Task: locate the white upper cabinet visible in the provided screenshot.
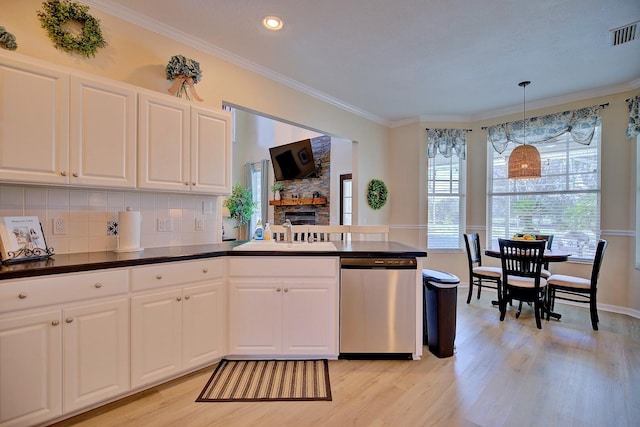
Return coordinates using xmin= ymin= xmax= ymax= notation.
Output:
xmin=138 ymin=92 xmax=232 ymax=195
xmin=138 ymin=92 xmax=191 ymax=192
xmin=0 ymin=54 xmax=69 ymax=185
xmin=69 ymin=75 xmax=137 ymax=188
xmin=190 ymin=106 xmax=232 ymax=194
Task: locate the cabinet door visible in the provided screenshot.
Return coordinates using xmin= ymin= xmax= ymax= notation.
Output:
xmin=182 ymin=282 xmax=225 ymax=369
xmin=0 ymin=310 xmax=62 ymax=427
xmin=69 ymin=76 xmax=137 ymax=188
xmin=190 ymin=106 xmax=232 ymax=194
xmin=131 ymin=289 xmax=182 ymax=388
xmin=0 ymin=56 xmax=69 ymax=185
xmin=228 ymin=280 xmax=282 ymax=355
xmin=282 ymin=279 xmax=338 ymax=355
xmin=138 ymin=93 xmax=190 ymax=191
xmin=63 ymin=298 xmax=129 ymax=413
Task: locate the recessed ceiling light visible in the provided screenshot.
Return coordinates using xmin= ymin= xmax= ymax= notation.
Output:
xmin=263 ymin=16 xmax=283 ymax=31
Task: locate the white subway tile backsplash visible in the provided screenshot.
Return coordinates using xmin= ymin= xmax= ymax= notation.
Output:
xmin=0 ymin=185 xmax=222 ymax=255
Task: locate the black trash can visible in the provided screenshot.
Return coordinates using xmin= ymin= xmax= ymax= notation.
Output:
xmin=422 ymin=269 xmax=460 ymax=358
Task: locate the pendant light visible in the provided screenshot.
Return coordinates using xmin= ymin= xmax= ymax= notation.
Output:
xmin=508 ymin=81 xmax=541 ymax=179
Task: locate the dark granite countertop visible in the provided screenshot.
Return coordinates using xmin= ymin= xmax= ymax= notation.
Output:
xmin=0 ymin=241 xmax=427 ymax=280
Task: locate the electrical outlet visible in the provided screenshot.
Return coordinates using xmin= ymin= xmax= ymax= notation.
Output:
xmin=52 ymin=217 xmax=67 ymax=235
xmin=157 ymin=218 xmax=174 ymax=232
xmin=195 ymin=218 xmax=205 ymax=231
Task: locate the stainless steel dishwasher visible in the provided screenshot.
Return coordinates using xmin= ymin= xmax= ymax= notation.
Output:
xmin=339 ymin=257 xmax=417 ymax=359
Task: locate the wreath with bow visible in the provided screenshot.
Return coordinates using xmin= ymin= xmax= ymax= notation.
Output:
xmin=37 ymin=0 xmax=107 ymax=58
xmin=166 ymin=55 xmax=204 ymax=101
xmin=367 ymin=179 xmax=389 ymax=210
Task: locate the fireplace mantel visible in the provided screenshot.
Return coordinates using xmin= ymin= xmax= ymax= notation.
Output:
xmin=269 ymin=197 xmax=327 ymax=206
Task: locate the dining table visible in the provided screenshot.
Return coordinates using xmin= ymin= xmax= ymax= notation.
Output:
xmin=484 ymin=242 xmax=572 ymax=319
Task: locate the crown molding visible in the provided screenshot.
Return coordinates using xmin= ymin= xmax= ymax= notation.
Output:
xmin=82 ymin=1 xmax=390 ymax=127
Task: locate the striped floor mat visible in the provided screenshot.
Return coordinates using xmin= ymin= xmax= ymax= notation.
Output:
xmin=196 ymin=359 xmax=332 ymax=402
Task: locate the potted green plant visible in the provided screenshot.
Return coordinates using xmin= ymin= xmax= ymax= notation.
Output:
xmin=270 ymin=182 xmax=284 ymax=201
xmin=223 ymin=184 xmax=257 ymax=239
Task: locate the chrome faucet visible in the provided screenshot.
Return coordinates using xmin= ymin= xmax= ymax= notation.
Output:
xmin=283 ymin=219 xmax=293 ymax=243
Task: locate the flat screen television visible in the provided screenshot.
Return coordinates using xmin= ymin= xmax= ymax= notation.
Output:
xmin=269 ymin=139 xmax=317 ymax=181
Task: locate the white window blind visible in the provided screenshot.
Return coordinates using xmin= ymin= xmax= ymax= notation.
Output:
xmin=427 ymin=154 xmax=466 ymax=250
xmin=488 ymin=123 xmax=601 ymax=261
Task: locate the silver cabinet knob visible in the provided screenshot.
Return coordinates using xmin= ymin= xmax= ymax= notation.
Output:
xmin=276 ymin=288 xmax=282 ymax=292
xmin=18 ymin=292 xmax=27 ymax=299
xmin=51 ymin=320 xmax=59 ymax=326
xmin=60 ymin=171 xmax=67 ymax=176
xmin=192 ymin=182 xmax=196 ymax=186
xmin=176 ymin=296 xmax=182 ymax=301
xmin=185 ymin=295 xmax=190 ymax=300
xmin=72 ymin=172 xmax=78 ymax=177
xmin=65 ymin=317 xmax=74 ymax=323
xmin=94 ymin=282 xmax=102 ymax=288
xmin=284 ymin=288 xmax=289 ymax=292
xmin=185 ymin=182 xmax=189 ymax=186
xmin=202 ymin=268 xmax=208 ymax=273
xmin=156 ymin=275 xmax=162 ymax=280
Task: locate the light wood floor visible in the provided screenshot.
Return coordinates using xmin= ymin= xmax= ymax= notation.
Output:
xmin=52 ymin=291 xmax=640 ymax=427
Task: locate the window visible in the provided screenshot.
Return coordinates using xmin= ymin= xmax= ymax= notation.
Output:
xmin=340 ymin=174 xmax=352 ymax=225
xmin=488 ymin=123 xmax=601 ymax=261
xmin=427 ymin=154 xmax=466 ymax=250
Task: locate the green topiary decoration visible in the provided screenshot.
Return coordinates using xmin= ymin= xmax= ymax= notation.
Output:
xmin=37 ymin=0 xmax=107 ymax=58
xmin=367 ymin=179 xmax=389 ymax=210
xmin=224 ymin=184 xmax=257 ymax=228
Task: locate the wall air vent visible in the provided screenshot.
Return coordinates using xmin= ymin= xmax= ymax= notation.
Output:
xmin=611 ymin=20 xmax=639 ymax=46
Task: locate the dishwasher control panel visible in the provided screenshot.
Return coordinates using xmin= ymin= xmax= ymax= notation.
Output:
xmin=340 ymin=257 xmax=417 ymax=269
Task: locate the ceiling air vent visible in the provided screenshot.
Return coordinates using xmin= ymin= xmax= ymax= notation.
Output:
xmin=611 ymin=20 xmax=639 ymax=46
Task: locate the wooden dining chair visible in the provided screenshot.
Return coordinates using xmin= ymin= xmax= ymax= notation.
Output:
xmin=498 ymin=238 xmax=547 ymax=329
xmin=463 ymin=233 xmax=501 ymax=304
xmin=514 ymin=233 xmax=554 ymax=278
xmin=546 ymin=239 xmax=608 ymax=330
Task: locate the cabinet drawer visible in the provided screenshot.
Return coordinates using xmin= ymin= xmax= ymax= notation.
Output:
xmin=0 ymin=269 xmax=129 ymax=314
xmin=229 ymin=257 xmax=338 ymax=277
xmin=131 ymin=258 xmax=224 ymax=292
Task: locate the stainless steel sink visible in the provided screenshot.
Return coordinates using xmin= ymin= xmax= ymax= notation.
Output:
xmin=232 ymin=241 xmax=337 ymax=251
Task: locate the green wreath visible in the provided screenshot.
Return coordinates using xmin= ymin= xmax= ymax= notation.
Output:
xmin=37 ymin=0 xmax=107 ymax=58
xmin=0 ymin=26 xmax=18 ymax=50
xmin=367 ymin=179 xmax=389 ymax=210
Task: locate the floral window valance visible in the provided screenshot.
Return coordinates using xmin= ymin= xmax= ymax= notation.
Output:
xmin=427 ymin=128 xmax=467 ymax=159
xmin=627 ymin=95 xmax=640 ymax=139
xmin=487 ymin=105 xmax=602 ymax=154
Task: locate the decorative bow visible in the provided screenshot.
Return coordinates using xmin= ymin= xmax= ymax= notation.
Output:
xmin=167 ymin=75 xmax=204 ymax=102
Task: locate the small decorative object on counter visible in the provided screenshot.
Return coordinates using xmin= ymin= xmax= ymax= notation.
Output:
xmin=366 ymin=179 xmax=389 ymax=210
xmin=166 ymin=54 xmax=204 ymax=101
xmin=263 ymin=222 xmax=272 ymax=240
xmin=37 ymin=0 xmax=107 ymax=58
xmin=0 ymin=216 xmax=54 ymax=263
xmin=0 ymin=26 xmax=17 ymax=50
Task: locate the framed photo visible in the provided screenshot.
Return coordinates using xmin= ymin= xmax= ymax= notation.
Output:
xmin=0 ymin=216 xmax=52 ymax=263
xmin=297 ymin=147 xmax=311 ymax=165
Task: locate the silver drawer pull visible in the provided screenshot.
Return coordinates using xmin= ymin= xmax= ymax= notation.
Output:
xmin=185 ymin=295 xmax=190 ymax=300
xmin=284 ymin=288 xmax=289 ymax=292
xmin=60 ymin=171 xmax=67 ymax=176
xmin=276 ymin=288 xmax=281 ymax=292
xmin=156 ymin=275 xmax=163 ymax=280
xmin=94 ymin=282 xmax=102 ymax=288
xmin=72 ymin=172 xmax=78 ymax=177
xmin=176 ymin=296 xmax=182 ymax=301
xmin=202 ymin=268 xmax=208 ymax=273
xmin=65 ymin=317 xmax=74 ymax=323
xmin=51 ymin=320 xmax=59 ymax=326
xmin=18 ymin=292 xmax=27 ymax=299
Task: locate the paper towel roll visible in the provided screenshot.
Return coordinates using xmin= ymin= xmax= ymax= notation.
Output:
xmin=116 ymin=208 xmax=142 ymax=252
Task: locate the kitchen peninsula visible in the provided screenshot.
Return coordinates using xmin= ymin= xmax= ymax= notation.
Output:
xmin=0 ymin=241 xmax=426 ymax=427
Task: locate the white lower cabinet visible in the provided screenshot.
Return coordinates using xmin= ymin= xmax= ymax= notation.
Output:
xmin=228 ymin=257 xmax=339 ymax=357
xmin=0 ymin=310 xmax=62 ymax=427
xmin=63 ymin=298 xmax=129 ymax=413
xmin=0 ymin=298 xmax=128 ymax=427
xmin=130 ymin=259 xmax=225 ymax=388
